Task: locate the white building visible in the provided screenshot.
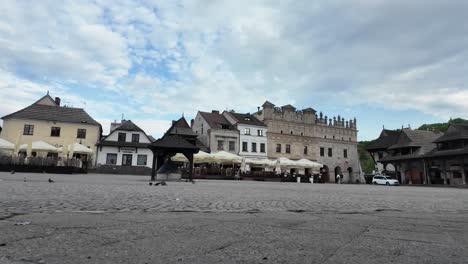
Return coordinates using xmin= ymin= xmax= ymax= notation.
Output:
xmin=96 ymin=120 xmax=154 ymax=168
xmin=223 ymin=111 xmax=267 ymax=159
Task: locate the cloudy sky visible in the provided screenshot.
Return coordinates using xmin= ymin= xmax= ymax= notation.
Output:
xmin=1 ymin=0 xmax=467 ymax=140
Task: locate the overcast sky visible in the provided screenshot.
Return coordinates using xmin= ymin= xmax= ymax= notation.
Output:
xmin=1 ymin=0 xmax=467 ymax=140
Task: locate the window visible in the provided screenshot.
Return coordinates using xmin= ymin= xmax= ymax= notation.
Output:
xmin=333 ymin=135 xmax=335 ymax=139
xmin=304 ymin=146 xmax=308 ymax=155
xmin=260 ymin=143 xmax=265 ymax=153
xmin=50 ymin=127 xmax=61 ymax=137
xmin=244 ymin=117 xmax=251 ymax=121
xmin=221 ymin=124 xmax=230 ymax=129
xmin=290 ymin=131 xmax=293 ymax=135
xmin=276 ymin=144 xmax=281 ymax=153
xmin=122 ymin=154 xmax=132 ymax=166
xmin=252 ymin=142 xmax=257 ymax=152
xmin=229 ymin=141 xmax=235 ymax=151
xmin=132 ymin=134 xmax=140 ymax=143
xmin=217 ymin=140 xmax=224 ymax=150
xmin=301 ymin=132 xmax=303 ymax=136
xmin=118 ymin=133 xmax=126 ymax=142
xmin=328 ymin=148 xmax=332 ymax=157
xmin=106 ymin=153 xmax=117 ymax=165
xmin=244 ymin=128 xmax=251 ymax=135
xmin=201 ymin=128 xmax=203 ymax=134
xmin=344 ymin=149 xmax=348 ymax=158
xmin=137 ymin=155 xmax=147 ymax=166
xmin=320 ymin=147 xmax=325 ymax=157
xmin=257 ymin=130 xmax=263 ymax=136
xmin=324 ymin=135 xmax=327 ymax=139
xmin=286 ymin=144 xmax=291 ymax=154
xmin=23 ymin=124 xmax=34 ymax=135
xmin=77 ymin=129 xmax=86 ymax=139
xmin=242 ymin=142 xmax=248 ymax=152
xmin=280 ymin=130 xmax=283 ymax=134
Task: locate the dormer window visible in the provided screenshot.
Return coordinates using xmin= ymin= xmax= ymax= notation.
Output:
xmin=222 ymin=124 xmax=230 ymax=129
xmin=244 ymin=117 xmax=251 ymax=121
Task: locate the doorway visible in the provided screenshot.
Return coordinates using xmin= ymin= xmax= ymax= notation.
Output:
xmin=122 ymin=154 xmax=133 ymax=166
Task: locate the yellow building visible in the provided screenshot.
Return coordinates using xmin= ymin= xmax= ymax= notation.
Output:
xmin=1 ymin=94 xmax=101 ymax=164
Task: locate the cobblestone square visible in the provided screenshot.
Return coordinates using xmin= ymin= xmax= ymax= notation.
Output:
xmin=1 ymin=172 xmax=468 ymax=263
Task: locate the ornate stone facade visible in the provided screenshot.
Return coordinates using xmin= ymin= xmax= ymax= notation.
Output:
xmin=254 ymin=101 xmax=360 ymax=183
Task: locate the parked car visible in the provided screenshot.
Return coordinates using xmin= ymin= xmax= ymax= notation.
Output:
xmin=372 ymin=175 xmax=399 ymax=186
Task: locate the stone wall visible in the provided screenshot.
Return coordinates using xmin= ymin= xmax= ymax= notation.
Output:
xmin=254 ymin=101 xmax=360 ymax=183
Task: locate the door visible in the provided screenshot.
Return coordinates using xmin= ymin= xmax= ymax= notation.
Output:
xmin=122 ymin=154 xmax=133 ymax=166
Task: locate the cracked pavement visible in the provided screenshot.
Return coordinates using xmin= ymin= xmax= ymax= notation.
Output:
xmin=0 ymin=172 xmax=467 ymax=263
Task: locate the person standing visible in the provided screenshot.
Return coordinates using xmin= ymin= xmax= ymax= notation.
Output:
xmin=336 ymin=173 xmax=341 ymax=184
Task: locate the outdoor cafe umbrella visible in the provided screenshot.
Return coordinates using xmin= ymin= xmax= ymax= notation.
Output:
xmin=296 ymin=159 xmax=323 ymax=173
xmin=245 ymin=158 xmax=277 ymax=167
xmin=0 ymin=138 xmax=15 ymax=150
xmin=19 ymin=141 xmax=59 ymax=152
xmin=193 ymin=151 xmax=214 ymax=163
xmin=210 ymin=151 xmax=242 ymax=163
xmin=171 ymin=153 xmax=189 ymax=162
xmin=67 ymin=143 xmax=93 ymax=154
xmin=277 ymin=157 xmax=298 ymax=167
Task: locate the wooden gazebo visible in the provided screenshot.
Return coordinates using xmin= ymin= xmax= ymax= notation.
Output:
xmin=148 ymin=117 xmax=200 ymax=181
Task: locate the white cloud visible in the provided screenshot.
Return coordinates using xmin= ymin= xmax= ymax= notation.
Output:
xmin=1 ymin=0 xmax=468 ymax=137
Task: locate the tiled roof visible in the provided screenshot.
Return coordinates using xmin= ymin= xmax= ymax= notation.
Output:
xmin=434 ymin=124 xmax=468 ymax=143
xmin=2 ymin=104 xmax=100 ymax=126
xmin=114 ymin=120 xmax=144 ymax=132
xmin=366 ymin=129 xmax=401 ymax=150
xmin=199 ymin=111 xmax=235 ymax=130
xmin=226 ymin=112 xmax=266 ymax=127
xmin=148 ymin=135 xmax=157 ymax=142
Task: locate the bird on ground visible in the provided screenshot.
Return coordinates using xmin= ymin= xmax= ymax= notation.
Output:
xmin=23 ymin=178 xmax=27 ymax=182
xmin=161 ymin=181 xmax=167 ymax=186
xmin=149 ymin=182 xmax=153 ymax=186
xmin=10 ymin=170 xmax=15 ymax=174
xmin=154 ymin=182 xmax=161 ymax=186
xmin=48 ymin=178 xmax=54 ymax=183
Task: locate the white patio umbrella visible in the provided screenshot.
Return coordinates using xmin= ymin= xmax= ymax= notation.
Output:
xmin=171 ymin=153 xmax=189 ymax=162
xmin=68 ymin=143 xmax=93 ymax=154
xmin=19 ymin=141 xmax=59 ymax=152
xmin=277 ymin=157 xmax=298 ymax=167
xmin=296 ymin=159 xmax=323 ymax=173
xmin=211 ymin=151 xmax=242 ymax=163
xmin=245 ymin=158 xmax=277 ymax=167
xmin=0 ymin=138 xmax=15 ymax=150
xmin=194 ymin=151 xmax=214 ymax=163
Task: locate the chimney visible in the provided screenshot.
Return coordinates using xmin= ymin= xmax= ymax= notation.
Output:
xmin=55 ymin=97 xmax=61 ymax=106
xmin=212 ymin=110 xmax=220 ymax=114
xmin=190 ymin=119 xmax=194 ymax=128
xmin=110 ymin=120 xmax=121 ymax=133
xmin=257 ymin=106 xmax=260 ymax=111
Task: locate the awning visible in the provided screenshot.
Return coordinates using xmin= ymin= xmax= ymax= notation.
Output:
xmin=19 ymin=141 xmax=59 ymax=152
xmin=0 ymin=138 xmax=15 ymax=150
xmin=171 ymin=151 xmax=214 ymax=163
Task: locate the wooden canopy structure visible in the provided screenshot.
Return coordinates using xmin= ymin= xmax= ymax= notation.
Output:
xmin=148 ymin=117 xmax=200 ymax=181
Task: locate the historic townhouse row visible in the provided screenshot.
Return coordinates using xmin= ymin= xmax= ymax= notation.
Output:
xmin=191 ymin=101 xmax=360 ymax=183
